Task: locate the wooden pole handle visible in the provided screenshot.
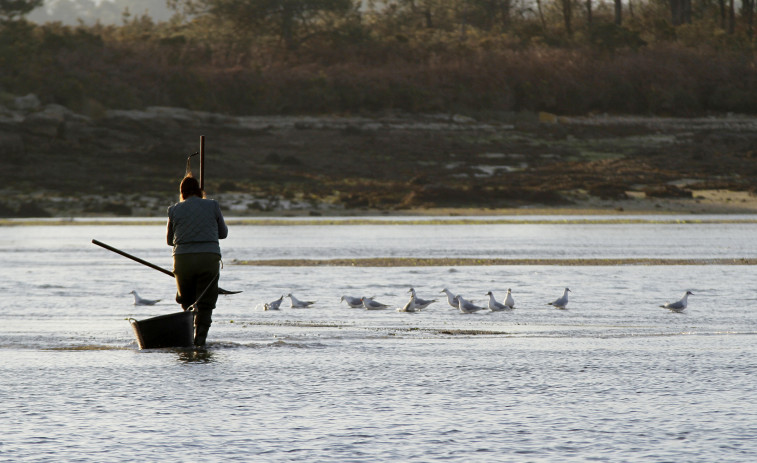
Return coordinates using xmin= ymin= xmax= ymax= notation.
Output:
xmin=92 ymin=239 xmax=174 ymax=277
xmin=199 ymin=135 xmax=205 ymax=190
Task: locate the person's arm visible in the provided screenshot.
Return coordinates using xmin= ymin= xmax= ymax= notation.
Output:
xmin=166 ymin=207 xmax=174 ymax=246
xmin=216 ymin=201 xmax=228 ymax=239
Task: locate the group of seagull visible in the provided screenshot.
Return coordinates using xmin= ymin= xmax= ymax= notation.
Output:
xmin=132 ymin=287 xmax=694 ymax=314
xmin=438 ymin=288 xmax=517 ymax=313
xmin=264 ymin=293 xmax=316 ymax=310
xmin=262 ymin=287 xmax=560 ymax=313
xmin=260 ymin=288 xmax=519 ymax=313
xmin=265 ymin=287 xmax=693 ymax=313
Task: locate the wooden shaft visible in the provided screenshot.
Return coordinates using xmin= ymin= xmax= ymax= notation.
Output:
xmin=199 ymin=135 xmax=205 ymax=190
xmin=92 ymin=239 xmax=174 ymax=277
xmin=92 ymin=239 xmax=242 ymax=295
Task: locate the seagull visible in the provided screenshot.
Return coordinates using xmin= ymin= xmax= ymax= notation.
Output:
xmin=661 ymin=291 xmax=693 ymax=313
xmin=340 ymin=295 xmax=364 ymax=308
xmin=264 ymin=296 xmax=284 ymax=311
xmin=548 ymin=288 xmax=571 ymax=309
xmin=441 ymin=288 xmax=459 ymax=308
xmin=504 ymin=288 xmax=515 ymax=309
xmin=408 ymin=288 xmax=437 ymax=310
xmin=130 ymin=290 xmax=160 ymax=306
xmin=287 ymin=293 xmax=315 ymax=308
xmin=398 ymin=289 xmax=433 ymax=313
xmin=485 ymin=291 xmax=509 ymax=311
xmin=362 ymin=297 xmax=390 ymax=310
xmin=457 ymin=295 xmax=486 ymax=314
xmin=398 ymin=295 xmax=420 ymax=313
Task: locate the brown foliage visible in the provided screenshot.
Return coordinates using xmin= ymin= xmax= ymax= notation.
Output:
xmin=1 ymin=19 xmax=757 ymax=116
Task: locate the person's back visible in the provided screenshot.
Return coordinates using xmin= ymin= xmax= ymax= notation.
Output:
xmin=167 ymin=196 xmax=227 ymax=256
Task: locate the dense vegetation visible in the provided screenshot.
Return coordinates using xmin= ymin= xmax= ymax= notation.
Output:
xmin=1 ymin=0 xmax=757 ymax=117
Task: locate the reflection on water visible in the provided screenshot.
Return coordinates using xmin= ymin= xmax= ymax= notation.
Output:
xmin=175 ymin=348 xmax=217 ymax=364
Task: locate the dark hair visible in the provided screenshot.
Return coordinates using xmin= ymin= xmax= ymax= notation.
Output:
xmin=180 ymin=175 xmax=205 ymax=200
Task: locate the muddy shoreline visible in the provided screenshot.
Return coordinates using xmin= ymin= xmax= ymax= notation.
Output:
xmin=233 ymin=257 xmax=757 ymax=267
xmin=3 ymin=105 xmax=757 ymax=217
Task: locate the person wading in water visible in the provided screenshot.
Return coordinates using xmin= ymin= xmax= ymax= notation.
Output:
xmin=166 ymin=175 xmax=228 ymax=346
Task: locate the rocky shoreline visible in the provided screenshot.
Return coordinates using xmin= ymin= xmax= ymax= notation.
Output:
xmin=3 ymin=93 xmax=757 ymax=218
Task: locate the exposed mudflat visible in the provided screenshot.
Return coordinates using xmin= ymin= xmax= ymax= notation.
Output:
xmin=233 ymin=257 xmax=757 ymax=267
xmin=2 ymin=108 xmax=757 ymax=217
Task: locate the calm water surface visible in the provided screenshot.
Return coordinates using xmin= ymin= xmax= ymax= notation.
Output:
xmin=2 ymin=217 xmax=757 ymax=461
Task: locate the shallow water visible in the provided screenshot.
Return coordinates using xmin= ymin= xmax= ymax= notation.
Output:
xmin=2 ymin=218 xmax=757 ymax=461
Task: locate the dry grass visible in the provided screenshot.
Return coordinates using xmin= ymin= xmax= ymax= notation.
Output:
xmin=3 ymin=20 xmax=756 ymax=116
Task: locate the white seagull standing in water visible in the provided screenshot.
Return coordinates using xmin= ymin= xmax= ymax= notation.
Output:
xmin=398 ymin=289 xmax=435 ymax=312
xmin=485 ymin=291 xmax=509 ymax=311
xmin=504 ymin=288 xmax=515 ymax=309
xmin=408 ymin=288 xmax=437 ymax=310
xmin=130 ymin=290 xmax=160 ymax=306
xmin=457 ymin=295 xmax=487 ymax=314
xmin=362 ymin=297 xmax=390 ymax=310
xmin=661 ymin=291 xmax=693 ymax=313
xmin=398 ymin=295 xmax=420 ymax=313
xmin=264 ymin=296 xmax=284 ymax=311
xmin=548 ymin=288 xmax=571 ymax=309
xmin=441 ymin=288 xmax=460 ymax=308
xmin=340 ymin=295 xmax=364 ymax=308
xmin=287 ymin=293 xmax=315 ymax=308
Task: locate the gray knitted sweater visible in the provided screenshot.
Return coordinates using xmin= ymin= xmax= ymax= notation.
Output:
xmin=166 ymin=197 xmax=228 ymax=256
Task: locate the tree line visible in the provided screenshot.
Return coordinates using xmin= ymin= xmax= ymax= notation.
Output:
xmin=162 ymin=0 xmax=755 ymax=49
xmin=0 ymin=0 xmax=755 ymax=116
